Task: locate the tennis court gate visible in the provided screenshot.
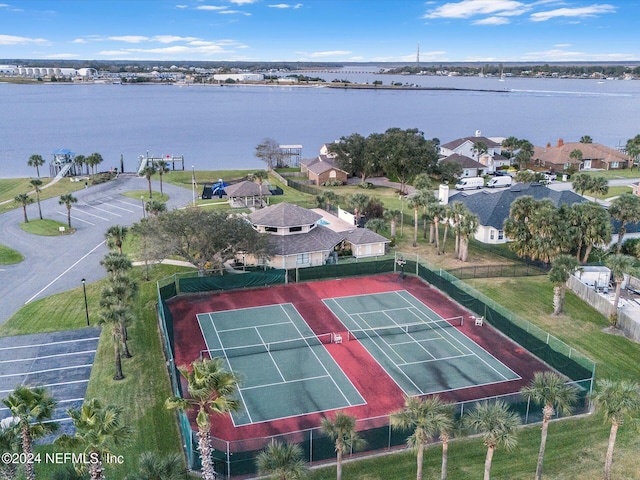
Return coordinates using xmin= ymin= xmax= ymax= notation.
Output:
xmin=157 ymin=254 xmax=595 ymax=478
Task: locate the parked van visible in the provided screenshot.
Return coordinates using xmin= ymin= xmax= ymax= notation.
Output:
xmin=486 ymin=176 xmax=513 ymax=188
xmin=454 ymin=177 xmax=484 ymax=190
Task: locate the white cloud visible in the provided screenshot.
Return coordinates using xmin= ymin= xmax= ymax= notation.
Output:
xmin=554 ymin=43 xmax=572 ymax=48
xmin=196 ymin=5 xmax=228 ymax=10
xmin=0 ymin=34 xmax=48 ymax=45
xmin=175 ymin=4 xmax=188 ymax=8
xmin=309 ymin=50 xmax=352 ymax=58
xmin=72 ymin=38 xmax=87 ymax=44
xmin=424 ymin=0 xmax=529 ymax=19
xmin=229 ymin=0 xmax=258 ymax=4
xmin=99 ymin=50 xmax=133 ymax=56
xmin=153 ymin=35 xmax=199 ymax=43
xmin=44 ymin=53 xmax=80 ymax=59
xmin=530 ymin=4 xmax=616 ymax=22
xmin=269 ymin=3 xmax=302 ymax=8
xmin=520 ymin=47 xmax=635 ymax=61
xmin=218 ymin=9 xmax=251 ymax=15
xmin=108 ymin=35 xmax=150 ymax=43
xmin=473 ymin=16 xmax=511 ymax=25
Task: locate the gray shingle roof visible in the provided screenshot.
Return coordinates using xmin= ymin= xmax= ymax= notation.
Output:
xmin=442 ymin=136 xmax=501 ymax=150
xmin=249 ymin=202 xmax=322 ymax=228
xmin=440 ymin=153 xmax=485 ymax=169
xmin=268 ymin=225 xmax=346 ymax=255
xmin=224 ymin=180 xmax=271 ymax=198
xmin=447 ymin=183 xmax=586 ymax=228
xmin=346 ymin=228 xmax=390 ymax=245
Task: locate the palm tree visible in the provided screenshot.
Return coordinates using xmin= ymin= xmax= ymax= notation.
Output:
xmin=365 ymin=217 xmax=385 ymax=233
xmin=27 ymin=154 xmax=45 ymax=178
xmin=124 ymin=451 xmax=184 ymax=480
xmin=86 ymin=152 xmax=104 ymax=176
xmin=587 ymin=176 xmax=608 ymax=201
xmin=569 ymin=148 xmax=583 ymax=169
xmin=609 ymin=193 xmax=640 ymax=252
xmin=589 ymin=379 xmax=640 ymax=480
xmin=625 ymin=135 xmax=640 ymax=171
xmin=29 ymin=178 xmax=43 ymax=220
xmin=56 ymin=398 xmax=132 ymax=480
xmin=571 ymin=173 xmax=593 ymax=197
xmin=457 ymin=209 xmax=479 ymax=262
xmin=515 ymin=139 xmax=534 ymax=170
xmin=74 ymin=154 xmax=86 ymax=175
xmin=320 ymin=411 xmax=365 ymax=480
xmin=407 ymin=195 xmax=424 ymax=248
xmin=391 ymin=395 xmax=450 ymax=480
xmin=384 ymin=208 xmax=402 ymax=238
xmin=256 ymin=441 xmax=307 ymax=480
xmin=520 ymin=372 xmax=578 ymax=480
xmin=105 ymin=225 xmax=129 ymax=254
xmin=166 ymin=358 xmax=241 ymax=480
xmin=141 ymin=164 xmax=157 ymax=198
xmin=463 ymin=400 xmax=520 ymax=480
xmin=439 ymin=205 xmax=453 ymax=255
xmin=145 ymin=199 xmax=167 ymax=217
xmin=605 ymin=254 xmax=637 ymax=326
xmin=501 ymin=136 xmax=519 ymax=160
xmin=14 ymin=193 xmax=33 ymax=223
xmin=156 ymin=159 xmax=170 ymax=194
xmin=580 ymin=135 xmax=593 ymax=143
xmin=100 ymin=272 xmax=138 ymax=358
xmin=100 ymin=251 xmax=133 ymax=277
xmin=59 ymin=193 xmax=78 ymax=228
xmin=98 ymin=302 xmax=128 ymax=379
xmin=0 ymin=419 xmax=20 ymax=480
xmin=347 ymin=193 xmax=369 ymax=227
xmin=3 ymin=385 xmax=58 ymax=480
xmin=252 ymin=169 xmax=269 ymax=206
xmin=549 ymin=255 xmax=579 ymax=315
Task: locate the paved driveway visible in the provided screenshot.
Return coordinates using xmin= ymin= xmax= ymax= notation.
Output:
xmin=0 ymin=175 xmax=193 ymax=325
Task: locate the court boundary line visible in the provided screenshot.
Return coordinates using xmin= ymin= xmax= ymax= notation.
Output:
xmin=0 ymin=364 xmax=93 ymax=379
xmin=0 ymin=336 xmax=101 ymax=351
xmin=0 ymin=349 xmax=97 ymax=364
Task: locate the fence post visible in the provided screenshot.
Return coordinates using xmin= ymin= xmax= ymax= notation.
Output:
xmin=309 ymin=428 xmax=313 ymax=462
xmin=226 ymin=441 xmax=231 ymax=479
xmin=525 ymin=397 xmax=531 ymax=424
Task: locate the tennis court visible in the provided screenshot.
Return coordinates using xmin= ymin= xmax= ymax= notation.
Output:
xmin=197 ymin=303 xmax=364 ymax=427
xmin=324 ymin=290 xmax=520 ymax=396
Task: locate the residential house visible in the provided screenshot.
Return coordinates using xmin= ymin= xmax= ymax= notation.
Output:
xmin=439 ymin=131 xmax=510 ymax=174
xmin=245 ymin=203 xmax=389 ymax=269
xmin=444 ymin=183 xmax=586 ymax=244
xmin=439 ymin=153 xmax=486 ymax=178
xmin=533 ymin=139 xmax=629 ymax=171
xmin=300 ymin=144 xmax=348 ymax=185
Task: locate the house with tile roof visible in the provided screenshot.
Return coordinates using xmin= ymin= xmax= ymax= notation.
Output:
xmin=245 ymin=203 xmax=389 ymax=269
xmin=299 ymin=143 xmax=348 ymax=185
xmin=224 ymin=180 xmax=272 ymax=208
xmin=533 ymin=139 xmax=629 ymax=171
xmin=444 ymin=183 xmax=586 ymax=244
xmin=439 ymin=131 xmax=510 ymax=175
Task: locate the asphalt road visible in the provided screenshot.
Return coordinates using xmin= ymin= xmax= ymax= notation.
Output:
xmin=0 ymin=175 xmax=194 ymax=325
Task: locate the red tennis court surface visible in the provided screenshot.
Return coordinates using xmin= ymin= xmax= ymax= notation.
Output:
xmin=168 ymin=273 xmax=552 ymax=442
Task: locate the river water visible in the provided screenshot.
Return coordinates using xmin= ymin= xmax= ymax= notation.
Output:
xmin=1 ymin=71 xmax=639 ymax=178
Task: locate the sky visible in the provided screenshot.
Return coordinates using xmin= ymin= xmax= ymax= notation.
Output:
xmin=0 ymin=0 xmax=638 ymax=63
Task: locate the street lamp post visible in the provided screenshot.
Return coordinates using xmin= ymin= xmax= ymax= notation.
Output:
xmin=141 ymin=195 xmax=146 ymax=219
xmin=81 ymin=278 xmax=89 ymax=326
xmin=191 ymin=165 xmax=196 ymax=206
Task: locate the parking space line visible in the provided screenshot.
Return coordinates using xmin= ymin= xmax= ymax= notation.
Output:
xmin=56 ymin=211 xmax=95 ymax=225
xmin=73 ymin=208 xmax=110 ymax=221
xmin=25 ymin=241 xmax=105 ymax=304
xmin=82 ymin=204 xmax=123 ymax=217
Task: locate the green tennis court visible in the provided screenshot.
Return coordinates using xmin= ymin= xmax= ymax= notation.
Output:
xmin=324 ymin=291 xmax=520 ymax=396
xmin=197 ymin=304 xmax=364 ymax=426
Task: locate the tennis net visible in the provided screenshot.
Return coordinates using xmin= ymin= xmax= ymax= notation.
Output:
xmin=347 ymin=317 xmax=463 ymax=342
xmin=200 ymin=333 xmax=334 ymax=359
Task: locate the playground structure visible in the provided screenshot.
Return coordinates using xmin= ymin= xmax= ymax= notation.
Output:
xmin=201 ymin=179 xmax=228 ymax=199
xmin=137 ymin=152 xmax=185 ymax=175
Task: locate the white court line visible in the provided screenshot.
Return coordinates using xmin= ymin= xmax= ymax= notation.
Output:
xmin=82 ymin=204 xmax=122 ymax=217
xmin=0 ymin=363 xmax=93 ymax=379
xmin=0 ymin=349 xmax=97 ymax=364
xmin=0 ymin=337 xmax=100 ymax=351
xmin=255 ymin=328 xmax=286 ymax=382
xmin=73 ymin=208 xmax=110 ymax=221
xmin=56 ymin=211 xmax=95 ymax=225
xmin=25 ymin=241 xmax=105 ymax=304
xmin=241 ymin=374 xmax=331 ymax=392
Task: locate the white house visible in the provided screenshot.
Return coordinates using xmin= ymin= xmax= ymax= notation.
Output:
xmin=440 ymin=131 xmax=510 ymax=174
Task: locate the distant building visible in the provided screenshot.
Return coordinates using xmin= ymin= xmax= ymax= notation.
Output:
xmin=15 ymin=66 xmax=97 ymax=78
xmin=300 ymin=143 xmax=348 ymax=185
xmin=213 ymin=73 xmax=264 ymax=82
xmin=533 ymin=139 xmax=629 ymax=171
xmin=439 ymin=131 xmax=510 ymax=174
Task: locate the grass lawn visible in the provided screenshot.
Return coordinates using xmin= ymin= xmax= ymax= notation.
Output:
xmin=0 ymin=244 xmax=23 ymax=264
xmin=0 ymin=263 xmax=197 ymax=479
xmin=0 ymin=177 xmax=85 ymax=215
xmin=602 ymin=185 xmax=633 ymax=198
xmin=122 ymin=190 xmax=169 ymax=202
xmin=18 ymin=218 xmax=75 ymax=236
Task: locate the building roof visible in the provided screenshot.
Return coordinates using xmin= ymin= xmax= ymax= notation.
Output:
xmin=442 ymin=135 xmax=501 ymax=151
xmin=224 ymin=180 xmax=271 ymax=198
xmin=304 ymin=155 xmax=347 ymax=175
xmin=447 ymin=183 xmax=586 ymax=229
xmin=533 ymin=142 xmax=629 ymax=166
xmin=249 ymin=202 xmax=321 ymax=228
xmin=346 ymin=228 xmax=390 ymax=245
xmin=267 ymin=225 xmax=346 ymax=255
xmin=440 ymin=153 xmax=485 ymax=169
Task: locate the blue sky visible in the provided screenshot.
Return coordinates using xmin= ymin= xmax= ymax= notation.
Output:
xmin=0 ymin=0 xmax=638 ymax=62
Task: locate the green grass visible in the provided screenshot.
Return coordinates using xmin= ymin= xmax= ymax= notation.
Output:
xmin=18 ymin=218 xmax=75 ymax=236
xmin=0 ymin=177 xmax=85 ymax=215
xmin=602 ymin=185 xmax=632 ymax=199
xmin=122 ymin=189 xmax=169 ymax=202
xmin=0 ymin=263 xmax=195 ymax=478
xmin=0 ymin=244 xmax=23 ymax=264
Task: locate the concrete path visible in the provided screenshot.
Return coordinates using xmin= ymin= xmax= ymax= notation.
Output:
xmin=0 ymin=175 xmax=193 ymax=325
